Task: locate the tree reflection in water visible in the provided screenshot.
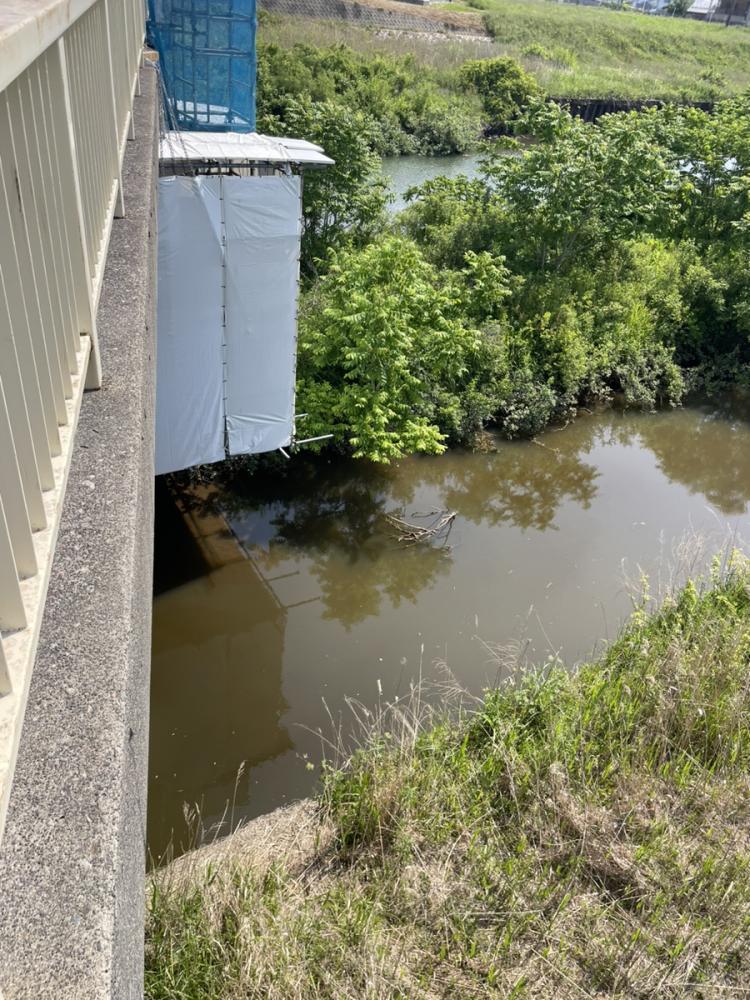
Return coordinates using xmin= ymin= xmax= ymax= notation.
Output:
xmin=151 ymin=401 xmax=750 ymax=858
xmin=208 ymin=433 xmax=602 ymax=628
xmin=227 ymin=463 xmax=452 ymax=630
xmin=172 ymin=400 xmax=750 ymax=631
xmin=625 ymin=405 xmax=750 ymax=517
xmin=408 ymin=441 xmax=599 ymax=533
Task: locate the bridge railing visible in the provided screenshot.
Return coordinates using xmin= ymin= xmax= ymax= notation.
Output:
xmin=0 ymin=0 xmax=145 ymax=836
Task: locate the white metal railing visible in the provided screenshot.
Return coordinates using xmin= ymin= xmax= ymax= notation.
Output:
xmin=0 ymin=0 xmax=145 ymax=837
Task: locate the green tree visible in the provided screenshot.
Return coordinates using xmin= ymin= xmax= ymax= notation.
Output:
xmin=259 ymin=98 xmax=388 ymax=275
xmin=665 ymin=0 xmax=692 ymax=17
xmin=297 ymin=237 xmax=485 ymax=462
xmin=482 ymin=100 xmax=675 ymax=278
xmin=256 ymin=37 xmax=483 ymax=156
xmin=293 ymin=97 xmax=750 ymax=457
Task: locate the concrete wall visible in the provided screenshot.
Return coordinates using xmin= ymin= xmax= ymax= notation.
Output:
xmin=0 ymin=63 xmax=158 ymax=1000
xmin=258 ymin=0 xmax=478 ymax=32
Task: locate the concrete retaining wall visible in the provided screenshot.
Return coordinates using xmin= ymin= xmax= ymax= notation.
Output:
xmin=0 ymin=64 xmax=158 ymax=1000
xmin=259 ymin=0 xmax=479 ymax=33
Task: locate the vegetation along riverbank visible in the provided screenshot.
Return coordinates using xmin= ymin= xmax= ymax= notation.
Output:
xmin=271 ymin=93 xmax=750 ymax=462
xmin=146 ymin=559 xmax=750 ymax=998
xmin=260 ymin=0 xmax=750 ymax=112
xmin=253 ymin=0 xmax=750 ymax=466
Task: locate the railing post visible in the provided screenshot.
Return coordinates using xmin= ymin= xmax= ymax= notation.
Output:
xmin=0 ymin=492 xmax=25 ymax=633
xmin=3 ymin=85 xmax=71 ymax=421
xmin=0 ymin=634 xmax=10 ymax=697
xmin=0 ymin=375 xmax=36 ymax=581
xmin=0 ymin=138 xmax=57 ymax=491
xmin=0 ymin=94 xmax=65 ymax=454
xmin=0 ymin=274 xmax=46 ymax=532
xmin=104 ymin=0 xmax=126 ymax=219
xmin=56 ymin=38 xmax=102 ymax=390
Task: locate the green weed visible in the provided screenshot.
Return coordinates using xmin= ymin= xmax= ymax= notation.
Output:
xmin=147 ymin=560 xmax=750 ymax=998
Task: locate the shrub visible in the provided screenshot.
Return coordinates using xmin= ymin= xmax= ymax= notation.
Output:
xmin=297 ymin=237 xmax=485 ymax=461
xmin=460 ymin=57 xmax=540 ymax=126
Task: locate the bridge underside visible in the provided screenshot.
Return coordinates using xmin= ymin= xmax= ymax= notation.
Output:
xmin=0 ymin=64 xmax=158 ymax=1000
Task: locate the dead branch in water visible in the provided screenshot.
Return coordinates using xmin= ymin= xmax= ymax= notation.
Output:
xmin=385 ymin=508 xmax=457 ymax=547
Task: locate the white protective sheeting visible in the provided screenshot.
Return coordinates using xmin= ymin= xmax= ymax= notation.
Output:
xmin=224 ymin=175 xmax=301 ymax=455
xmin=155 ymin=176 xmax=224 ymax=476
xmin=155 ymin=172 xmax=302 ymax=474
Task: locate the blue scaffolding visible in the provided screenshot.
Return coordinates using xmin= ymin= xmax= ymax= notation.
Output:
xmin=147 ymin=0 xmax=256 ymax=132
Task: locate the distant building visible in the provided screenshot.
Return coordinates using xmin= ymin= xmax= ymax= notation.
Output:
xmin=629 ymin=0 xmax=671 ymax=15
xmin=687 ymin=0 xmax=749 ymax=22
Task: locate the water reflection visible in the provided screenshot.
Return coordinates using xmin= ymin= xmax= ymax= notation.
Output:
xmin=231 ymin=479 xmax=453 ymax=630
xmin=219 ymin=433 xmax=600 ymax=626
xmin=149 ymin=481 xmax=292 ymax=859
xmin=632 ymin=406 xmax=750 ymax=515
xmin=149 ymin=402 xmax=750 ymax=860
xmin=407 ymin=441 xmax=599 ymax=532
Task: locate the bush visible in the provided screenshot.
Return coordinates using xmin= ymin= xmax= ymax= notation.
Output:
xmin=297 ymin=236 xmax=486 ymax=461
xmin=257 ymin=39 xmax=484 ymax=157
xmin=289 ymin=97 xmax=750 ymax=459
xmin=460 ymin=57 xmax=540 ymax=127
xmin=403 ymin=99 xmax=483 ymax=156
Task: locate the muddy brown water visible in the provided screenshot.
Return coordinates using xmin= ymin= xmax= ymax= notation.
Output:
xmin=148 ymin=400 xmax=750 ymax=860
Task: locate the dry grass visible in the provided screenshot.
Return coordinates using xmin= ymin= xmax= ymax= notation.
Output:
xmin=146 ymin=556 xmax=750 ymax=998
xmin=467 ymin=0 xmax=750 ymax=99
xmin=259 ymin=13 xmax=499 ymax=71
xmin=260 ymin=0 xmax=750 ymax=101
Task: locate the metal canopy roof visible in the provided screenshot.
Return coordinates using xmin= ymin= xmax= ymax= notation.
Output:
xmin=160 ymin=131 xmax=334 ymax=169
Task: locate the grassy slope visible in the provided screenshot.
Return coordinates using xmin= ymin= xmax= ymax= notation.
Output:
xmin=477 ymin=0 xmax=750 ymax=100
xmin=259 ymin=12 xmax=499 ymax=73
xmin=261 ymin=0 xmax=750 ymax=101
xmin=147 ymin=559 xmax=750 ymax=999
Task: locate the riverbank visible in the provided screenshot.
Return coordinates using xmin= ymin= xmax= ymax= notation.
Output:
xmin=259 ymin=0 xmax=750 ymax=102
xmin=146 ymin=559 xmax=750 ymax=998
xmin=480 ymin=0 xmax=750 ymax=101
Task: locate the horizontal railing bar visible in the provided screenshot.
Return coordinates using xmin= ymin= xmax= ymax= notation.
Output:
xmin=0 ymin=0 xmax=101 ymax=94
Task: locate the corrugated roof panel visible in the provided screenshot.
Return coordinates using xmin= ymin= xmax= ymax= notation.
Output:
xmin=160 ymin=131 xmax=334 ymax=167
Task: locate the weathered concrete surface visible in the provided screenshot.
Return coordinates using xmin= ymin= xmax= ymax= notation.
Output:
xmin=0 ymin=64 xmax=158 ymax=1000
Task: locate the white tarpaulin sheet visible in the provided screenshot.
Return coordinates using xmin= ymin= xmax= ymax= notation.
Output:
xmin=156 ymin=176 xmax=224 ymax=476
xmin=155 ymin=173 xmax=301 ymax=475
xmin=224 ymin=175 xmax=301 ymax=455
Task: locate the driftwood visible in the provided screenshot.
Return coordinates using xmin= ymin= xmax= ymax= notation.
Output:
xmin=385 ymin=508 xmax=456 ymax=547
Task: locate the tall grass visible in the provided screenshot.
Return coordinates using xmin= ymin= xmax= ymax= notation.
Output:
xmin=259 ymin=13 xmax=498 ymax=72
xmin=147 ymin=554 xmax=750 ymax=998
xmin=472 ymin=0 xmax=750 ymax=99
xmin=260 ymin=0 xmax=750 ymax=101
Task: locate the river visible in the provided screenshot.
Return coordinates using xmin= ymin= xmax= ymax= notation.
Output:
xmin=382 ymin=153 xmax=485 ymax=212
xmin=149 ymin=399 xmax=750 ymax=860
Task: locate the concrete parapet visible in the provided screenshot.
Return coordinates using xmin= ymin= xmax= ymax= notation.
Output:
xmin=0 ymin=63 xmax=158 ymax=1000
